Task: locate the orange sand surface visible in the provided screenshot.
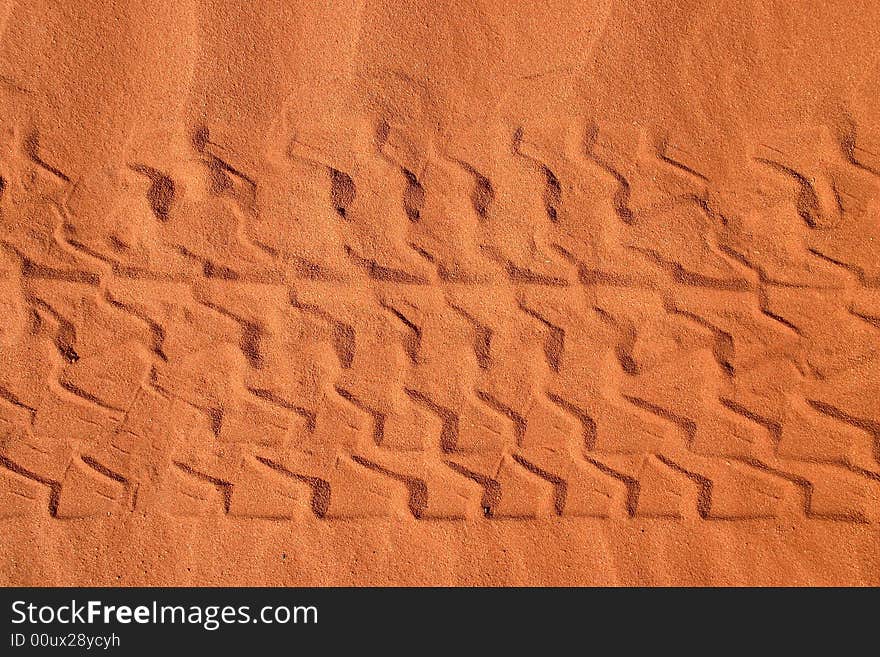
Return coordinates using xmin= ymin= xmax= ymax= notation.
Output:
xmin=1 ymin=1 xmax=879 ymax=586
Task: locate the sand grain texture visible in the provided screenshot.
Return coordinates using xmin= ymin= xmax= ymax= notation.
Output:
xmin=1 ymin=0 xmax=879 ymax=586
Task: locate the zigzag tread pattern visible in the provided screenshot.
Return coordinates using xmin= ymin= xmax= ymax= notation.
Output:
xmin=1 ymin=118 xmax=879 ymax=523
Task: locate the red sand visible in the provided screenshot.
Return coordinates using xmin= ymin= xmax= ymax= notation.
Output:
xmin=1 ymin=1 xmax=879 ymax=586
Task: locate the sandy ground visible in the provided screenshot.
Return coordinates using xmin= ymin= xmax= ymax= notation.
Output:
xmin=1 ymin=1 xmax=879 ymax=586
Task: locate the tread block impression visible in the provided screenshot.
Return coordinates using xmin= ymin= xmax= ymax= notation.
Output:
xmin=0 ymin=119 xmax=877 ymax=525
